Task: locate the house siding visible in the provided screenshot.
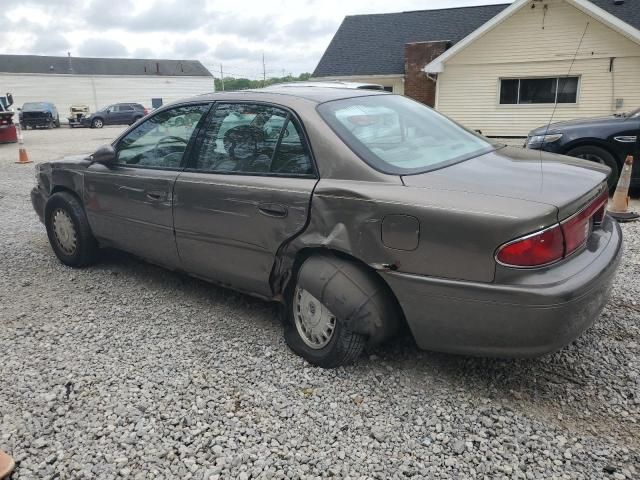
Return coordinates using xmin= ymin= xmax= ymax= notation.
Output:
xmin=0 ymin=74 xmax=214 ymax=122
xmin=436 ymin=0 xmax=640 ymax=137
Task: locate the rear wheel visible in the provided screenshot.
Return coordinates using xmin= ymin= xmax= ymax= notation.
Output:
xmin=44 ymin=192 xmax=99 ymax=267
xmin=566 ymin=145 xmax=619 ymax=191
xmin=284 ymin=253 xmax=398 ymax=368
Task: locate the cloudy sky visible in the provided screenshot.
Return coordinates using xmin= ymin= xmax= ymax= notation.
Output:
xmin=1 ymin=0 xmax=506 ymax=79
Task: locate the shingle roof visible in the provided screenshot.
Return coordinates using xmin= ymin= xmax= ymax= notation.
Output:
xmin=313 ymin=4 xmax=509 ymax=77
xmin=590 ymin=0 xmax=640 ymax=31
xmin=0 ymin=55 xmax=212 ymax=77
xmin=313 ymin=0 xmax=640 ymax=78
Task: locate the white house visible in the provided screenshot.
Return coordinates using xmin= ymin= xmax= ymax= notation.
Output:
xmin=313 ymin=0 xmax=640 ymax=137
xmin=0 ymin=55 xmax=213 ymax=122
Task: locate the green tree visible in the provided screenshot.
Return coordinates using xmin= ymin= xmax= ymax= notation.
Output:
xmin=214 ymin=73 xmax=313 ymax=92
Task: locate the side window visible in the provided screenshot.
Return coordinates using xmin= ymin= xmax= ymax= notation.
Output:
xmin=116 ymin=104 xmax=209 ymax=168
xmin=270 ymin=119 xmax=313 ymax=175
xmin=109 ymin=105 xmax=119 ymax=113
xmin=195 ymin=103 xmax=313 ymax=176
xmin=120 ymin=104 xmax=134 ymax=111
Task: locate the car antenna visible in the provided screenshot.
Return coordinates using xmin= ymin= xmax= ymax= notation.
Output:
xmin=539 ymin=21 xmax=590 ymax=180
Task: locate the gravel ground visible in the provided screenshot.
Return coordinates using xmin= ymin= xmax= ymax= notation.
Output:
xmin=1 ymin=127 xmax=639 ymax=479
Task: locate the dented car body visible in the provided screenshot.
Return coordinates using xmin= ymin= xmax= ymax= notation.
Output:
xmin=31 ymin=87 xmax=623 ymax=366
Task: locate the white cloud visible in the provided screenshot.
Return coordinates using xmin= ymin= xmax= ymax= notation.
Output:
xmin=0 ymin=0 xmax=510 ymax=76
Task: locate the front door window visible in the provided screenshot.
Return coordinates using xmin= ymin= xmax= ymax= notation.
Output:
xmin=116 ymin=104 xmax=209 ymax=168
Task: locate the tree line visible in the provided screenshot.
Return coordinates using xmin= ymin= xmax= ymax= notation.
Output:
xmin=214 ymin=73 xmax=312 ymax=91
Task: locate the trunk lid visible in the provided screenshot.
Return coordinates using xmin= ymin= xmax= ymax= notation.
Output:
xmin=401 ymin=146 xmax=609 ymax=220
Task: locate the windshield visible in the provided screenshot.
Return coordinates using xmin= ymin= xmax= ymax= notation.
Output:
xmin=317 ymin=95 xmax=495 ymax=175
xmin=23 ymin=102 xmax=50 ymax=111
xmin=629 ymin=107 xmax=640 ymax=118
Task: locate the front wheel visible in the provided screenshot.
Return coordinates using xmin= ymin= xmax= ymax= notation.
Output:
xmin=91 ymin=118 xmax=104 ymax=129
xmin=284 ymin=253 xmax=398 ymax=368
xmin=44 ymin=192 xmax=99 ymax=267
xmin=566 ymin=145 xmax=619 ymax=192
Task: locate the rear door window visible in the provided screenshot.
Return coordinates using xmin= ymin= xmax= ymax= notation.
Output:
xmin=193 ymin=103 xmax=314 ymax=176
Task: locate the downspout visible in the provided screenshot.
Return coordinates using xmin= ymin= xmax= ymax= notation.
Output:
xmin=609 ymin=57 xmax=616 ymax=113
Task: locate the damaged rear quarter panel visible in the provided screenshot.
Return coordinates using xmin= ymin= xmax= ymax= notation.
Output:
xmin=279 ymin=179 xmax=558 ymax=285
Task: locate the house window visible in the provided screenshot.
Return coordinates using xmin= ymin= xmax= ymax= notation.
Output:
xmin=499 ymin=77 xmax=579 ymax=105
xmin=383 ymin=86 xmax=393 ymax=92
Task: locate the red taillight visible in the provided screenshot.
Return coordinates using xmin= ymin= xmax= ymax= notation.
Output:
xmin=496 ymin=224 xmax=565 ymax=267
xmin=561 ymin=189 xmax=608 ymax=256
xmin=496 ymin=188 xmax=608 ymax=268
xmin=144 ymin=108 xmax=149 ymax=115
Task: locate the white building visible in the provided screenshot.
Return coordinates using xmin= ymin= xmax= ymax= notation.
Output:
xmin=0 ymin=54 xmax=213 ymax=122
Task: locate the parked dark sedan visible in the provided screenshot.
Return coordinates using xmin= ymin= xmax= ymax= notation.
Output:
xmin=82 ymin=102 xmax=147 ymax=128
xmin=31 ymin=87 xmax=622 ymax=367
xmin=526 ymin=108 xmax=640 ymax=190
xmin=19 ymin=101 xmax=60 ymax=129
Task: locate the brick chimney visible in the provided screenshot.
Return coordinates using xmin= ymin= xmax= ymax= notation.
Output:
xmin=404 ymin=41 xmax=450 ymax=107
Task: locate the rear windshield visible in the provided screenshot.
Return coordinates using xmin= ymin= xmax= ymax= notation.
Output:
xmin=317 ymin=95 xmax=495 ymax=175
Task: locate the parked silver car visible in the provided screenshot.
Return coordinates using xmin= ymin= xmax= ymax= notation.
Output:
xmin=31 ymin=87 xmax=622 ymax=367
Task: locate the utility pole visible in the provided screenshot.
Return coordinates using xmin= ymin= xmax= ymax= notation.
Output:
xmin=220 ymin=64 xmax=224 ymax=91
xmin=262 ymin=53 xmax=266 ymax=87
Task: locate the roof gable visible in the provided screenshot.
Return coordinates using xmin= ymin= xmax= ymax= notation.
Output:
xmin=0 ymin=55 xmax=212 ymax=77
xmin=425 ymin=0 xmax=640 ymax=72
xmin=313 ymin=4 xmax=509 ymax=77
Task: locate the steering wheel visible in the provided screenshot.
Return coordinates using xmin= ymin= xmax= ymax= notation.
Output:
xmin=152 ymin=135 xmax=188 ymax=160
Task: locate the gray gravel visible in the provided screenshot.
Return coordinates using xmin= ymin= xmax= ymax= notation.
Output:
xmin=1 ymin=127 xmax=639 ymax=479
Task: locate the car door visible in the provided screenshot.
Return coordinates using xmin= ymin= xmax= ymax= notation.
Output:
xmin=84 ymin=103 xmax=211 ymax=267
xmin=611 ymin=117 xmax=640 ymax=179
xmin=173 ymin=102 xmax=318 ymax=298
xmin=118 ymin=104 xmax=135 ymax=124
xmin=101 ymin=105 xmax=116 ymax=125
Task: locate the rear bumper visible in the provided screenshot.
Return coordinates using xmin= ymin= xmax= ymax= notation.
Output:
xmin=381 ymin=216 xmax=623 ymax=357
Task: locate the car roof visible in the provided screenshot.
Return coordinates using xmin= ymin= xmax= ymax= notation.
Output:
xmin=187 ymin=86 xmax=389 ymax=105
xmin=264 ymin=81 xmax=385 ymax=91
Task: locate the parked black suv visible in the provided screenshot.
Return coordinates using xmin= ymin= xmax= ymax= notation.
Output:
xmin=19 ymin=102 xmax=60 ymax=129
xmin=526 ymin=108 xmax=639 ymax=190
xmin=82 ymin=103 xmax=148 ymax=128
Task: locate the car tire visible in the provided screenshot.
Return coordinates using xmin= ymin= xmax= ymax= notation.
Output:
xmin=566 ymin=145 xmax=619 ymax=192
xmin=55 ymin=117 xmax=61 ymax=128
xmin=284 ymin=253 xmax=397 ymax=368
xmin=44 ymin=192 xmax=99 ymax=268
xmin=91 ymin=118 xmax=104 ymax=129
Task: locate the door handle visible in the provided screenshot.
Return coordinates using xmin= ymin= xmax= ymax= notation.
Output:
xmin=258 ymin=203 xmax=288 ymax=218
xmin=146 ymin=191 xmax=166 ymax=201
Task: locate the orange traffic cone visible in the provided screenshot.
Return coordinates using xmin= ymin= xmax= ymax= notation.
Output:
xmin=0 ymin=449 xmax=15 ymax=479
xmin=608 ymin=155 xmax=639 ymax=222
xmin=14 ymin=122 xmax=32 ymax=164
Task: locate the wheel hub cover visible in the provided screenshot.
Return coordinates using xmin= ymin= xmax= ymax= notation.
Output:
xmin=52 ymin=209 xmax=77 ymax=255
xmin=293 ymin=287 xmax=337 ymax=349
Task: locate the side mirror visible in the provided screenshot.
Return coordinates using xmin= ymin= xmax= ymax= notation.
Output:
xmin=91 ymin=144 xmax=117 ymax=166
